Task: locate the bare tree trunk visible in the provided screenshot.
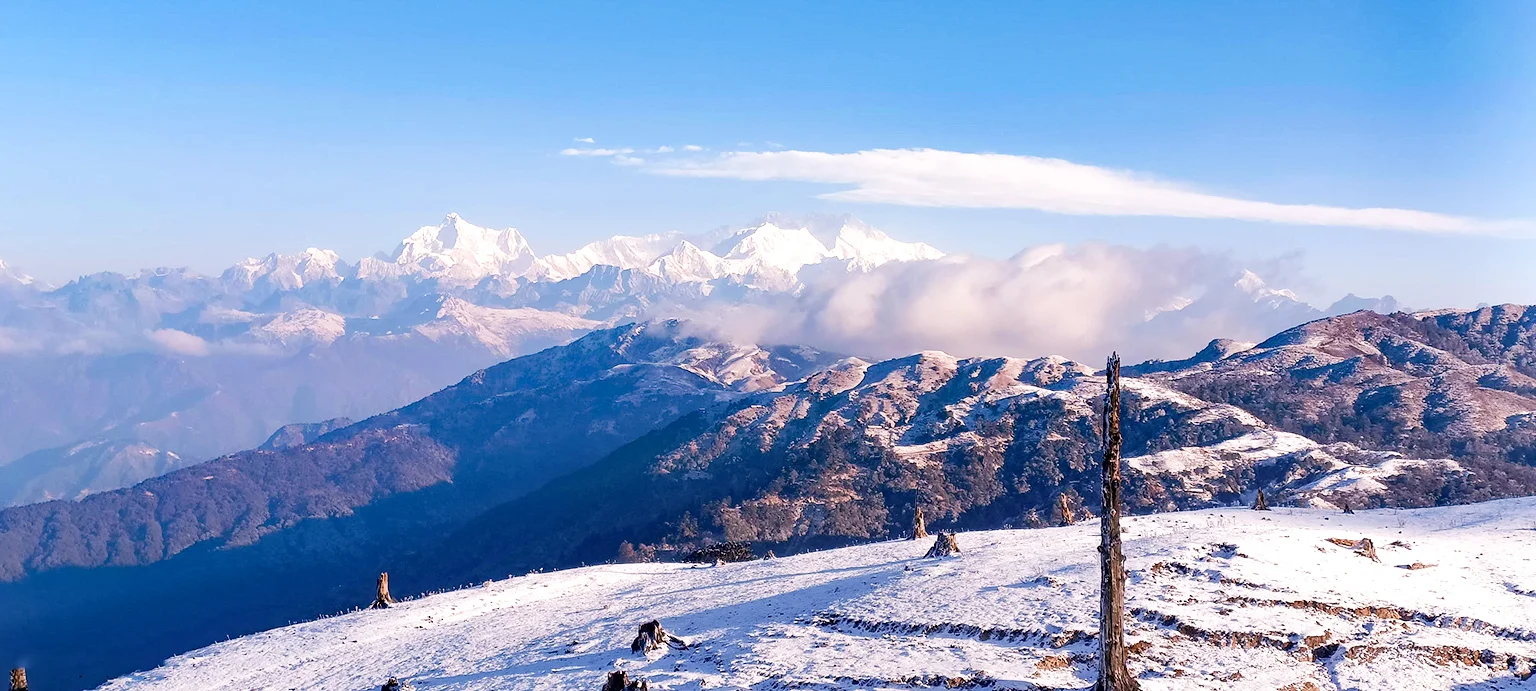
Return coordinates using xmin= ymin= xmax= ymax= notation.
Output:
xmin=371 ymin=572 xmax=396 ymax=609
xmin=1252 ymin=489 xmax=1270 ymax=511
xmin=1058 ymin=493 xmax=1077 ymax=526
xmin=912 ymin=506 xmax=928 ymax=539
xmin=1097 ymin=354 xmax=1139 ymax=691
xmin=10 ymin=668 xmax=26 ymax=691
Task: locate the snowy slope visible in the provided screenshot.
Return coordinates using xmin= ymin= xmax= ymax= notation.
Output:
xmin=104 ymin=498 xmax=1536 ymax=690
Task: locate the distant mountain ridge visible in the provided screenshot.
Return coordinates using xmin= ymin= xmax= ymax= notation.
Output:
xmin=0 ymin=214 xmax=1404 ymax=509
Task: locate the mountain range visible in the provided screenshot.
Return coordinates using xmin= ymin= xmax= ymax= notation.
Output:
xmin=3 ymin=302 xmax=1536 ymax=688
xmin=0 ymin=214 xmax=1400 ymax=510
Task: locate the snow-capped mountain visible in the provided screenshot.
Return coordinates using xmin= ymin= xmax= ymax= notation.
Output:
xmin=522 ymin=214 xmax=946 ymax=285
xmin=103 ymin=498 xmax=1536 ymax=690
xmin=0 ymin=258 xmax=35 ymax=287
xmin=222 ymin=247 xmax=344 ymax=293
xmin=357 ymin=213 xmax=538 ymax=284
xmin=0 ymin=214 xmax=1411 ymax=511
xmin=405 ymin=296 xmax=599 ymax=357
xmin=532 ymin=232 xmax=689 ymax=281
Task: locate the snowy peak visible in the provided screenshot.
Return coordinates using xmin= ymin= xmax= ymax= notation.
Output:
xmin=361 ymin=213 xmax=536 ymax=284
xmin=1234 ymin=269 xmax=1302 ymax=306
xmin=0 ymin=258 xmax=35 ymax=287
xmin=647 ymin=241 xmax=729 ymax=283
xmin=711 ymin=216 xmax=946 ymax=277
xmin=827 ymin=220 xmax=944 ymax=271
xmin=533 ymin=232 xmax=686 ymax=281
xmin=717 ymin=222 xmax=833 ymax=275
xmin=224 ymin=248 xmax=344 ymax=291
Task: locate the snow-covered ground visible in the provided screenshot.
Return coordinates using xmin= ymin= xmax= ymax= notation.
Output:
xmin=103 ymin=499 xmax=1536 ymax=690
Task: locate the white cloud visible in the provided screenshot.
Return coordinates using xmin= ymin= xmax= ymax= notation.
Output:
xmin=559 ymin=147 xmax=635 ymax=157
xmin=654 ymin=245 xmax=1324 ymax=363
xmin=146 ymin=329 xmax=211 ymax=356
xmin=650 ymin=148 xmax=1531 ymax=236
xmin=682 ymin=145 xmax=704 ymax=152
xmin=573 ymin=137 xmax=596 ymax=144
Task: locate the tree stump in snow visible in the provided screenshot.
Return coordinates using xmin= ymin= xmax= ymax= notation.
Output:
xmin=603 ymin=671 xmax=650 ymax=691
xmin=10 ymin=668 xmax=26 ymax=691
xmin=380 ymin=677 xmax=408 ymax=691
xmin=1252 ymin=489 xmax=1270 ymax=511
xmin=1057 ymin=493 xmax=1077 ymax=526
xmin=1355 ymin=538 xmax=1380 ymax=562
xmin=371 ymin=572 xmax=396 ymax=609
xmin=1342 ymin=501 xmax=1355 ymax=514
xmin=912 ymin=506 xmax=929 ymax=539
xmin=631 ymin=619 xmax=686 ymax=654
xmin=924 ymin=532 xmax=960 ymax=558
xmin=1096 ymin=354 xmax=1140 ymax=691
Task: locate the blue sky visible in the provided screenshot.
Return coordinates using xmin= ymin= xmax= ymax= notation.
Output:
xmin=1 ymin=1 xmax=1532 ymax=307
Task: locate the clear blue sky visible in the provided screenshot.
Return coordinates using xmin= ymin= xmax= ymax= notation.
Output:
xmin=1 ymin=1 xmax=1532 ymax=307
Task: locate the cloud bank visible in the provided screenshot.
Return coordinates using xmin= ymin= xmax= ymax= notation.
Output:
xmin=657 ymin=244 xmax=1324 ymax=363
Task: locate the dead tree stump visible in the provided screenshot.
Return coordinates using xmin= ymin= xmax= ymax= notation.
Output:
xmin=1342 ymin=501 xmax=1355 ymax=514
xmin=603 ymin=671 xmax=650 ymax=691
xmin=10 ymin=668 xmax=26 ymax=691
xmin=1252 ymin=489 xmax=1271 ymax=511
xmin=631 ymin=619 xmax=686 ymax=654
xmin=1355 ymin=538 xmax=1380 ymax=562
xmin=1057 ymin=493 xmax=1077 ymax=526
xmin=1096 ymin=354 xmax=1141 ymax=691
xmin=371 ymin=572 xmax=396 ymax=609
xmin=925 ymin=532 xmax=960 ymax=558
xmin=912 ymin=506 xmax=929 ymax=539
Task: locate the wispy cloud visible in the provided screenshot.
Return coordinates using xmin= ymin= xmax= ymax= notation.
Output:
xmin=630 ymin=147 xmax=1527 ymax=236
xmin=573 ymin=137 xmax=596 ymax=144
xmin=560 ymin=147 xmax=634 ymax=157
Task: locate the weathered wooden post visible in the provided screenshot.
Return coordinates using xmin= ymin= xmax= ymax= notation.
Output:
xmin=10 ymin=669 xmax=25 ymax=691
xmin=912 ymin=506 xmax=929 ymax=539
xmin=1252 ymin=489 xmax=1270 ymax=511
xmin=371 ymin=572 xmax=396 ymax=609
xmin=1097 ymin=354 xmax=1140 ymax=691
xmin=1058 ymin=493 xmax=1077 ymax=525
